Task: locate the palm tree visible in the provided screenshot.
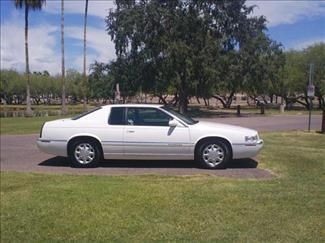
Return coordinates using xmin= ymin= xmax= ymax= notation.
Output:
xmin=13 ymin=0 xmax=46 ymax=116
xmin=61 ymin=0 xmax=67 ymax=114
xmin=83 ymin=0 xmax=89 ymax=111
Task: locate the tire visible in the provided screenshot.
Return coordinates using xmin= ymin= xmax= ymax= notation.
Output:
xmin=196 ymin=140 xmax=231 ymax=169
xmin=69 ymin=139 xmax=101 ymax=168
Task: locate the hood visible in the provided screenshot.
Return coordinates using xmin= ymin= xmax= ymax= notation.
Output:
xmin=192 ymin=121 xmax=257 ymax=135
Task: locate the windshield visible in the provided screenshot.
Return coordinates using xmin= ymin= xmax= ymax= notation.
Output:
xmin=161 ymin=107 xmax=198 ymax=125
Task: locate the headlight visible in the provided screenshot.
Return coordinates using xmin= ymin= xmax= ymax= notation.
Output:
xmin=245 ymin=134 xmax=258 ymax=142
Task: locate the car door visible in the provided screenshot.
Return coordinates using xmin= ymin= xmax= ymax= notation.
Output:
xmin=101 ymin=107 xmax=125 ymax=159
xmin=123 ymin=107 xmax=191 ymax=160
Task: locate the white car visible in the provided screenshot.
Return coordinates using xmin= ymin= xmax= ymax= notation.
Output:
xmin=37 ymin=104 xmax=263 ymax=169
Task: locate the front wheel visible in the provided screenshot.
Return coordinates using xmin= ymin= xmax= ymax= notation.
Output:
xmin=69 ymin=140 xmax=100 ymax=168
xmin=196 ymin=140 xmax=231 ymax=169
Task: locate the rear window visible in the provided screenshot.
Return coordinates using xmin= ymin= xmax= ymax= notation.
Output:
xmin=108 ymin=107 xmax=125 ymax=125
xmin=72 ymin=107 xmax=102 ymax=120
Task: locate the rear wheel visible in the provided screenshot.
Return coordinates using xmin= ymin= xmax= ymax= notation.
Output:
xmin=196 ymin=140 xmax=230 ymax=169
xmin=69 ymin=140 xmax=100 ymax=168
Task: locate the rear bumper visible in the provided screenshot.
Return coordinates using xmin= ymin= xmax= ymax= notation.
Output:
xmin=232 ymin=139 xmax=263 ymax=159
xmin=37 ymin=139 xmax=68 ymax=157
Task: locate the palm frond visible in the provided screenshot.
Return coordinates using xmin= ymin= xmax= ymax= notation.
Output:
xmin=13 ymin=0 xmax=46 ymax=10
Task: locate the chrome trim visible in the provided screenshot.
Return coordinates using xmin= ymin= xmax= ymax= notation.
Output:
xmin=102 ymin=141 xmax=193 ymax=147
xmin=37 ymin=139 xmax=67 ymax=143
xmin=232 ymin=139 xmax=263 ymax=146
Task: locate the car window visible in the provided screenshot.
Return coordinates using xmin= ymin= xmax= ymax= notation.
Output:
xmin=126 ymin=108 xmax=171 ymax=126
xmin=108 ymin=107 xmax=125 ymax=125
xmin=71 ymin=107 xmax=102 ymax=120
xmin=161 ymin=106 xmax=198 ymax=125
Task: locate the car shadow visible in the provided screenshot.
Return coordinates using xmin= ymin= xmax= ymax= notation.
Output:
xmin=38 ymin=157 xmax=258 ymax=169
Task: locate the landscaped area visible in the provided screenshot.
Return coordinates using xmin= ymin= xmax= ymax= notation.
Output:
xmin=1 ymin=0 xmax=324 ymax=241
xmin=0 ymin=104 xmax=323 ymax=135
xmin=1 ymin=131 xmax=324 ymax=241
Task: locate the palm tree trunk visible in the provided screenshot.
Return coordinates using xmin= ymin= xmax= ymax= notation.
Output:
xmin=24 ymin=5 xmax=33 ymax=116
xmin=61 ymin=0 xmax=67 ymax=114
xmin=83 ymin=0 xmax=89 ymax=111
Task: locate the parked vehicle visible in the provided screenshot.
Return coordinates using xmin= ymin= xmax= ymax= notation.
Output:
xmin=37 ymin=104 xmax=263 ymax=169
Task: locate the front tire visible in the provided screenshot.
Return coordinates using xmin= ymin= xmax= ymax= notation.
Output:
xmin=69 ymin=140 xmax=100 ymax=168
xmin=196 ymin=140 xmax=230 ymax=169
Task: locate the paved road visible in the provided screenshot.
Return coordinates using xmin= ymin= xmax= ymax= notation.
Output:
xmin=0 ymin=115 xmax=322 ymax=178
xmin=201 ymin=114 xmax=322 ymax=132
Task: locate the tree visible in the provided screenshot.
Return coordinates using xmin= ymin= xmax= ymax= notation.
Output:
xmin=82 ymin=0 xmax=89 ymax=110
xmin=280 ymin=43 xmax=325 ymax=109
xmin=65 ymin=69 xmax=83 ymax=103
xmin=241 ymin=33 xmax=284 ymax=104
xmin=61 ymin=0 xmax=68 ymax=114
xmin=305 ymin=43 xmax=325 ymax=109
xmin=0 ymin=70 xmax=25 ymax=104
xmin=106 ymin=0 xmax=274 ymax=113
xmin=88 ymin=62 xmax=115 ymax=103
xmin=13 ymin=0 xmax=46 ymax=115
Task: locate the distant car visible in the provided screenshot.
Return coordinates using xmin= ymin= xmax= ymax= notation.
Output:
xmin=37 ymin=104 xmax=263 ymax=169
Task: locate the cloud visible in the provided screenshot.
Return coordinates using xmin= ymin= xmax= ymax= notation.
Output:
xmin=0 ymin=19 xmax=61 ymax=75
xmin=65 ymin=25 xmax=116 ymax=73
xmin=290 ymin=37 xmax=325 ymax=50
xmin=248 ymin=0 xmax=325 ymax=27
xmin=0 ymin=9 xmax=116 ymax=75
xmin=44 ymin=0 xmax=116 ymax=20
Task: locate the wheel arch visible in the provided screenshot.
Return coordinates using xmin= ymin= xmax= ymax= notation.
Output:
xmin=194 ymin=136 xmax=233 ymax=160
xmin=67 ymin=135 xmax=103 ymax=159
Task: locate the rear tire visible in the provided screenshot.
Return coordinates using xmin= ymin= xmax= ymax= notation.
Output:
xmin=69 ymin=139 xmax=100 ymax=168
xmin=196 ymin=140 xmax=230 ymax=169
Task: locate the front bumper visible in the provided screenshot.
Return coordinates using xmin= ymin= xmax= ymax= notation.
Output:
xmin=232 ymin=139 xmax=264 ymax=159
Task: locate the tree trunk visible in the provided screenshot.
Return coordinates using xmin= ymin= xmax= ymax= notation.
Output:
xmin=61 ymin=0 xmax=68 ymax=115
xmin=157 ymin=94 xmax=167 ymax=105
xmin=225 ymin=92 xmax=235 ymax=108
xmin=83 ymin=0 xmax=89 ymax=111
xmin=178 ymin=90 xmax=188 ymax=114
xmin=212 ymin=92 xmax=234 ymax=108
xmin=318 ymin=95 xmax=324 ymax=110
xmin=203 ymin=98 xmax=208 ymax=106
xmin=212 ymin=95 xmax=227 ymax=108
xmin=24 ymin=6 xmax=33 ymax=116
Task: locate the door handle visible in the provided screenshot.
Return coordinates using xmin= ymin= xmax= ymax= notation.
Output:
xmin=127 ymin=130 xmax=135 ymax=133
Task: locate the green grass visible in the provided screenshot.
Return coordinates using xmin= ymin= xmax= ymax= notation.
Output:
xmin=1 ymin=131 xmax=325 ymax=242
xmin=0 ymin=116 xmax=68 ymax=135
xmin=0 ymin=104 xmax=94 ymax=111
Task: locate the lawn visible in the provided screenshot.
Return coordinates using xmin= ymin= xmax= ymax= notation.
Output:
xmin=1 ymin=131 xmax=324 ymax=242
xmin=0 ymin=116 xmax=67 ymax=135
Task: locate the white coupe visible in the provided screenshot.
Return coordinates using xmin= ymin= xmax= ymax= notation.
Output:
xmin=37 ymin=104 xmax=263 ymax=169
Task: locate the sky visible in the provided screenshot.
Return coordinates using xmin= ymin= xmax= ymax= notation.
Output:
xmin=1 ymin=0 xmax=325 ymax=75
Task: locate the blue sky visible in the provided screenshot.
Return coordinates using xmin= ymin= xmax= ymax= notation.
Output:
xmin=1 ymin=0 xmax=324 ymax=75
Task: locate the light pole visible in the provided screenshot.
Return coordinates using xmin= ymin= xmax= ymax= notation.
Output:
xmin=307 ymin=63 xmax=315 ymax=132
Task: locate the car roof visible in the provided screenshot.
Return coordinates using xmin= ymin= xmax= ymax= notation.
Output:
xmin=101 ymin=104 xmax=164 ymax=109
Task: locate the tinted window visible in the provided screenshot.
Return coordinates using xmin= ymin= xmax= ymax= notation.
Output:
xmin=109 ymin=107 xmax=125 ymax=125
xmin=127 ymin=108 xmax=171 ymax=126
xmin=161 ymin=107 xmax=198 ymax=125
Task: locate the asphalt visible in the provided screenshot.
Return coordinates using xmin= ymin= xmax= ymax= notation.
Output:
xmin=0 ymin=115 xmax=322 ymax=178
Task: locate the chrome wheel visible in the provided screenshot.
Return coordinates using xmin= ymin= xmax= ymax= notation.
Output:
xmin=202 ymin=144 xmax=225 ymax=166
xmin=74 ymin=143 xmax=95 ymax=165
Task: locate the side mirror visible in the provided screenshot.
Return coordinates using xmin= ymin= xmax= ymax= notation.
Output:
xmin=169 ymin=119 xmax=179 ymax=127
